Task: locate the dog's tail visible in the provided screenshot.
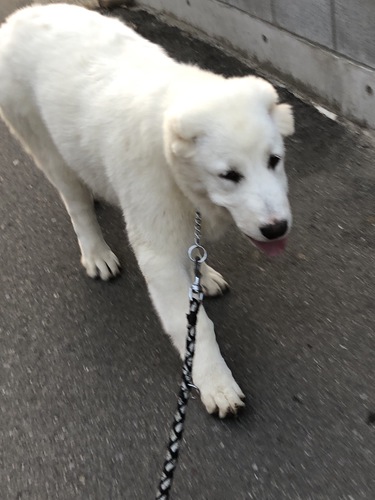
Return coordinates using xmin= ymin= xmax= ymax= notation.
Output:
xmin=32 ymin=0 xmax=137 ymax=10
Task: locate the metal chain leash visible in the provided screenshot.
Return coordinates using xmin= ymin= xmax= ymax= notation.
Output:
xmin=156 ymin=211 xmax=207 ymax=500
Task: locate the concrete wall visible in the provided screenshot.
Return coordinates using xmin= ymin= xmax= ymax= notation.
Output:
xmin=224 ymin=0 xmax=375 ymax=69
xmin=0 ymin=0 xmax=29 ymax=21
xmin=137 ymin=0 xmax=375 ymax=129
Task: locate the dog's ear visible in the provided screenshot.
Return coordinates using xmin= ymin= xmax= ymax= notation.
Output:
xmin=164 ymin=112 xmax=201 ymax=160
xmin=245 ymin=76 xmax=294 ymax=136
xmin=237 ymin=76 xmax=294 ymax=136
xmin=273 ymin=103 xmax=294 ymax=137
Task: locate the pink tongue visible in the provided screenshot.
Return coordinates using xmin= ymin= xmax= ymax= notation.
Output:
xmin=250 ymin=237 xmax=287 ymax=257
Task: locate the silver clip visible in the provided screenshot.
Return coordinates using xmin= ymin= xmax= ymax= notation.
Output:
xmin=188 ymin=383 xmax=201 ymax=399
xmin=188 ymin=244 xmax=207 ymax=264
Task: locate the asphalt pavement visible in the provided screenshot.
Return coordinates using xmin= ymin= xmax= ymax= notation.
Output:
xmin=0 ymin=3 xmax=374 ymax=499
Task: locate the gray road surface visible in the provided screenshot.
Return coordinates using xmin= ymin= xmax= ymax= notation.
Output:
xmin=1 ymin=3 xmax=374 ymax=499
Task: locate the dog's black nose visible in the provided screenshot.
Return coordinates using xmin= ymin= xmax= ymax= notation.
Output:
xmin=260 ymin=220 xmax=288 ymax=240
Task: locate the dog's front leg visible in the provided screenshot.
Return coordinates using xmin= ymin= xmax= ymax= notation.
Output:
xmin=137 ymin=251 xmax=245 ymax=417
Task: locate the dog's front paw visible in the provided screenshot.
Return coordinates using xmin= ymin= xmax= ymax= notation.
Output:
xmin=81 ymin=242 xmax=121 ymax=280
xmin=201 ymin=265 xmax=229 ymax=297
xmin=194 ymin=362 xmax=245 ymax=418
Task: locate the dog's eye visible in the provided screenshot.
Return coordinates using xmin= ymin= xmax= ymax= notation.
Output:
xmin=219 ymin=170 xmax=243 ymax=183
xmin=268 ymin=154 xmax=281 ymax=170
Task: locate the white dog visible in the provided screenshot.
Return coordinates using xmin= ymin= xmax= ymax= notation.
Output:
xmin=0 ymin=4 xmax=294 ymax=417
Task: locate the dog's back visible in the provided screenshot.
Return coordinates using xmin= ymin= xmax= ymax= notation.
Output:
xmin=0 ymin=4 xmax=143 ymax=95
xmin=0 ymin=4 xmax=172 ymax=195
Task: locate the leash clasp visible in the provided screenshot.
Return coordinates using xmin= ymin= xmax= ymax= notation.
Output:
xmin=187 ymin=382 xmax=201 ymax=399
xmin=188 ymin=220 xmax=207 ymax=303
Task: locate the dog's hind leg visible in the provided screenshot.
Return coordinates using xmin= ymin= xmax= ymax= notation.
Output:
xmin=1 ymin=108 xmax=121 ymax=280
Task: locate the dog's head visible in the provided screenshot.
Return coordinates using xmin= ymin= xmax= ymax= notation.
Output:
xmin=164 ymin=76 xmax=294 ymax=256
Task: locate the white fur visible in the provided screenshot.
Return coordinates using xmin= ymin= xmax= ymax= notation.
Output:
xmin=0 ymin=4 xmax=294 ymax=417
